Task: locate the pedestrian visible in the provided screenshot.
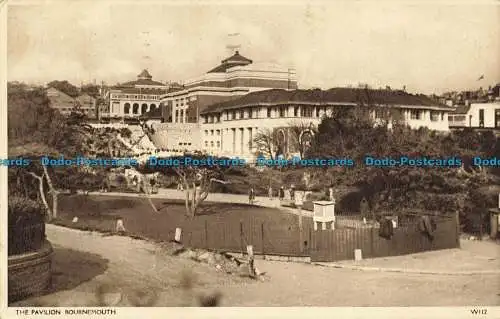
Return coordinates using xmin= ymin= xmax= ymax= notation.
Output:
xmin=329 ymin=187 xmax=334 ymax=201
xmin=268 ymin=185 xmax=273 ymax=200
xmin=279 ymin=186 xmax=285 ymax=200
xmin=290 ymin=184 xmax=295 ymax=201
xmin=249 ymin=187 xmax=255 ymax=204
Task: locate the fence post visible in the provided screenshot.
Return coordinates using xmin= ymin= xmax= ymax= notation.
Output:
xmin=247 ymin=245 xmax=256 ymax=277
xmin=175 ymin=227 xmax=182 ymax=242
xmin=261 ymin=223 xmax=265 ymax=256
xmin=370 ymin=226 xmax=375 ymax=257
xmin=204 ymin=220 xmax=208 ymax=249
xmin=455 ymin=211 xmax=461 ymax=248
xmin=240 ymin=221 xmax=244 ymax=254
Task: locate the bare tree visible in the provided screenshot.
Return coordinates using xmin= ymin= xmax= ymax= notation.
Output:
xmin=287 ymin=121 xmax=317 ymax=158
xmin=172 ymin=165 xmax=228 ymax=219
xmin=252 ymin=128 xmax=281 ymax=160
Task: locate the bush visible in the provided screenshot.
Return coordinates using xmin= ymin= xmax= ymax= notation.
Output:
xmin=8 ymin=196 xmax=46 ymax=255
xmin=8 ymin=196 xmax=45 ymax=224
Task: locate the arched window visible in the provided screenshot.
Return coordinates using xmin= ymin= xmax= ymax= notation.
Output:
xmin=133 ymin=103 xmax=139 ymax=114
xmin=141 ymin=104 xmax=148 ymax=114
xmin=150 ymin=104 xmax=157 ymax=111
xmin=124 ymin=103 xmax=131 ymax=114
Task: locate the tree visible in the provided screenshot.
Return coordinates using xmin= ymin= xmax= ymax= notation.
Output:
xmin=287 ymin=121 xmax=317 ymax=159
xmin=252 ymin=128 xmax=281 ymax=160
xmin=172 ymin=162 xmax=228 ymax=219
xmin=80 ymin=84 xmax=100 ymax=98
xmin=47 ymin=80 xmax=80 ymax=98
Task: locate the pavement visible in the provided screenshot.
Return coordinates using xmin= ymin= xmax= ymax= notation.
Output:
xmin=314 ymin=239 xmax=500 ymax=275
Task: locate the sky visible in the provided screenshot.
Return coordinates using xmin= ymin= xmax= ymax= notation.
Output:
xmin=6 ymin=0 xmax=500 ymax=94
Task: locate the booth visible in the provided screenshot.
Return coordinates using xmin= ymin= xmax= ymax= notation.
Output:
xmin=313 ymin=200 xmax=336 ymax=230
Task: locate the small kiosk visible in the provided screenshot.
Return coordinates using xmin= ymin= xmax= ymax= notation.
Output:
xmin=313 ymin=200 xmax=336 ymax=230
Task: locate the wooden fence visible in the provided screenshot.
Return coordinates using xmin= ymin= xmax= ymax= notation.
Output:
xmin=310 ymin=217 xmax=459 ymax=262
xmin=173 ymin=213 xmax=459 ymax=262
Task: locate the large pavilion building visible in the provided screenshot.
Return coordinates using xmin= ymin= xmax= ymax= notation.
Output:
xmin=150 ymin=50 xmax=298 ymax=151
xmin=199 ymin=88 xmax=454 ymax=160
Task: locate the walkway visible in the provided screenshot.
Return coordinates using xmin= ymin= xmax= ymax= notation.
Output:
xmin=12 ymin=225 xmax=500 ymax=307
xmin=85 ymin=188 xmax=313 ymax=217
xmin=314 ymin=239 xmax=500 ymax=275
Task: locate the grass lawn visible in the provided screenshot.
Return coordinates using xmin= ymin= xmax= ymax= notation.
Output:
xmin=53 ymin=194 xmax=314 ymax=256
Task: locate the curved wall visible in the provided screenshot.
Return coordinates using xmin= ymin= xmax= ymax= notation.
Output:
xmin=8 ymin=240 xmax=53 ymax=303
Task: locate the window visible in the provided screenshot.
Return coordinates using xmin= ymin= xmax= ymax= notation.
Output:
xmin=216 ymin=115 xmax=221 ymax=122
xmin=279 ymin=106 xmax=286 ymax=117
xmin=410 ymin=110 xmax=421 ymax=120
xmin=479 ymin=109 xmax=484 ymax=127
xmin=294 ymin=106 xmax=299 ymax=117
xmin=211 ymin=130 xmax=214 ymax=136
xmin=216 ymin=130 xmax=220 ymax=136
xmin=205 ymin=141 xmax=208 ymax=147
xmin=204 ymin=130 xmax=208 ymax=136
xmin=441 ymin=112 xmax=444 ymax=121
xmin=375 ymin=109 xmax=386 ymax=119
xmin=248 ymin=108 xmax=253 ymax=119
xmin=232 ymin=110 xmax=236 ymax=120
xmin=210 ymin=141 xmax=214 ymax=147
xmin=267 ymin=107 xmax=272 ymax=118
xmin=240 ymin=110 xmax=245 ymax=119
xmin=216 ymin=141 xmax=220 ymax=147
xmin=316 ymin=107 xmax=320 ymax=117
xmin=301 ymin=107 xmax=313 ymax=117
xmin=203 ymin=116 xmax=208 ymax=124
xmin=430 ymin=111 xmax=440 ymax=122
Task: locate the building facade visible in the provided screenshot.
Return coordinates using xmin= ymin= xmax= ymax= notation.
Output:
xmin=151 ymin=50 xmax=298 ymax=151
xmin=75 ymin=93 xmax=97 ymax=117
xmin=449 ymin=101 xmax=500 ymax=129
xmin=102 ymin=70 xmax=169 ymax=119
xmin=160 ymin=51 xmax=297 ymax=124
xmin=199 ymin=88 xmax=453 ymax=160
xmin=47 ymin=87 xmax=97 ymax=117
xmin=46 ymin=87 xmax=77 ymax=115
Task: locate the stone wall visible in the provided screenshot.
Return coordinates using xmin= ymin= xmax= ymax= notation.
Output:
xmin=8 ymin=240 xmax=53 ymax=303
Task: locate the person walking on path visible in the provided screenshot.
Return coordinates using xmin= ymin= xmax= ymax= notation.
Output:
xmin=268 ymin=186 xmax=273 ymax=200
xmin=249 ymin=187 xmax=256 ymax=205
xmin=290 ymin=185 xmax=295 ymax=201
xmin=279 ymin=186 xmax=285 ymax=200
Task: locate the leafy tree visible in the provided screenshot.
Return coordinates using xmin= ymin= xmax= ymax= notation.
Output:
xmin=47 ymin=80 xmax=80 ymax=98
xmin=80 ymin=84 xmax=100 ymax=98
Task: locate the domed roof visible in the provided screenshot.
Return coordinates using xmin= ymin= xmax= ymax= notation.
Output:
xmin=207 ymin=51 xmax=253 ymax=73
xmin=138 ymin=69 xmax=153 ymax=80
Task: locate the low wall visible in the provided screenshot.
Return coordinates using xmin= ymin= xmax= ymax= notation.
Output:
xmin=8 ymin=240 xmax=53 ymax=303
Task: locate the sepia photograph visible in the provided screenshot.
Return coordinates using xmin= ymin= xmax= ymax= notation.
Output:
xmin=1 ymin=0 xmax=500 ymax=315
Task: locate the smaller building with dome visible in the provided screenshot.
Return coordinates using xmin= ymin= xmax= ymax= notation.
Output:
xmin=101 ymin=70 xmax=179 ymax=121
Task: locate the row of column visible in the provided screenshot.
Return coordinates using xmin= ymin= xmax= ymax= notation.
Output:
xmin=219 ymin=127 xmax=258 ymax=155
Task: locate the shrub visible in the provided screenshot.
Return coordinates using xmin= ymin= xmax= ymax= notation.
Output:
xmin=8 ymin=196 xmax=46 ymax=255
xmin=8 ymin=196 xmax=45 ymax=224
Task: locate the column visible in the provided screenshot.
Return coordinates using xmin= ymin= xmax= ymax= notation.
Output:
xmin=247 ymin=127 xmax=253 ymax=153
xmin=232 ymin=128 xmax=236 ymax=154
xmin=240 ymin=128 xmax=245 ymax=154
xmin=220 ymin=128 xmax=224 ymax=152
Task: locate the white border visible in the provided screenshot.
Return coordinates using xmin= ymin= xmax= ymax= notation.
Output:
xmin=1 ymin=1 xmax=500 ymax=318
